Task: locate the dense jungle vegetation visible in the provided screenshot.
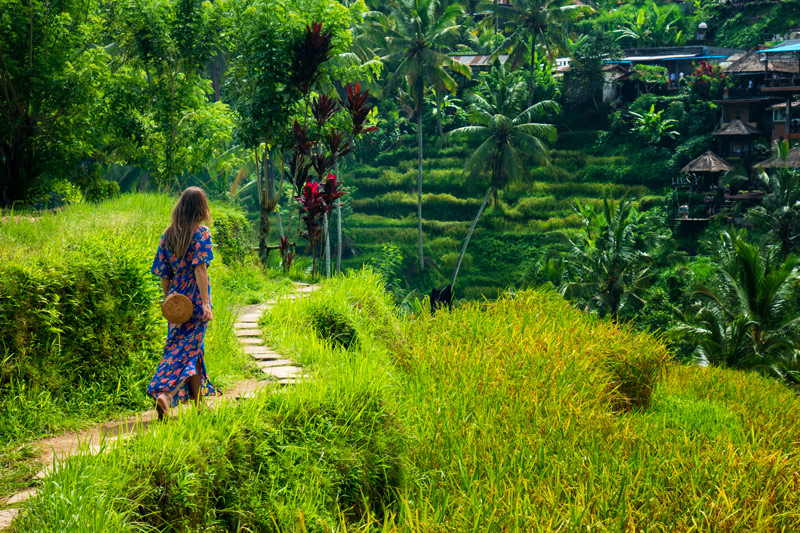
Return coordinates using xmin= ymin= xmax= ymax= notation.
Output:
xmin=3 ymin=0 xmax=800 ymax=528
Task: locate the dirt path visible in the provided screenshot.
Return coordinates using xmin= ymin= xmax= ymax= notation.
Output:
xmin=0 ymin=281 xmax=318 ymax=530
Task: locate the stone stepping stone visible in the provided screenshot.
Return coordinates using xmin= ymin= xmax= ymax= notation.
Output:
xmin=234 ymin=329 xmax=261 ymax=337
xmin=251 ymin=352 xmax=284 ymax=361
xmin=242 ymin=345 xmax=281 ymax=357
xmin=259 ymin=365 xmax=304 ymax=379
xmin=238 ymin=314 xmax=262 ymax=322
xmin=6 ymin=488 xmax=36 ymax=505
xmin=238 ymin=337 xmax=262 ymax=345
xmin=256 ymin=359 xmax=295 ymax=368
xmin=0 ymin=509 xmax=19 ymax=530
xmin=234 ymin=322 xmax=258 ymax=329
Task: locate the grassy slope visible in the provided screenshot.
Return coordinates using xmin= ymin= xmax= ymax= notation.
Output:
xmin=333 ymin=132 xmax=655 ymax=298
xmin=16 ymin=271 xmax=800 ymax=530
xmin=0 ymin=194 xmax=288 ymax=499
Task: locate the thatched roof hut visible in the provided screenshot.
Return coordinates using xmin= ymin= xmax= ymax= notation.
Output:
xmin=757 ymin=148 xmax=800 ymax=169
xmin=712 ymin=119 xmax=761 ymax=137
xmin=681 ymin=151 xmax=733 ymax=174
xmin=724 ymin=47 xmax=799 ymax=75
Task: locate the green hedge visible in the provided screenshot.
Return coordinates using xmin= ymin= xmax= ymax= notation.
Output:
xmin=0 ymin=254 xmax=161 ymax=396
xmin=211 ymin=206 xmax=252 ymax=265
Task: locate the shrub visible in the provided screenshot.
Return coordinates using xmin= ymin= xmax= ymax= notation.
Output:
xmin=211 ymin=207 xmax=252 ymax=265
xmin=309 ymin=306 xmax=358 ymax=350
xmin=0 ymin=255 xmax=161 ymax=397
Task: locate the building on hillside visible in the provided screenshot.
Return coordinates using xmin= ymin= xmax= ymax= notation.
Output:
xmin=715 ymin=46 xmax=798 ymax=140
xmin=611 ymin=45 xmax=743 ymax=77
xmin=599 ymin=45 xmax=743 ymax=102
xmin=671 ymin=150 xmax=733 ymax=225
xmin=756 ymin=40 xmax=800 ymax=142
xmin=757 ymin=146 xmax=800 ymax=171
xmin=712 ymin=118 xmax=761 ymax=159
xmin=450 ymin=54 xmax=509 ymax=72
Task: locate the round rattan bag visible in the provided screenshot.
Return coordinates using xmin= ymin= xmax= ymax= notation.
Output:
xmin=162 ymin=293 xmax=193 ymax=324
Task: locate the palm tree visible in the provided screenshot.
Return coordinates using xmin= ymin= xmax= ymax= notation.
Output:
xmin=447 ymin=65 xmax=558 ymax=293
xmin=746 ymin=141 xmax=800 ymax=259
xmin=485 ymin=0 xmax=591 ymax=105
xmin=381 ymin=0 xmax=469 ymax=273
xmin=675 ymin=229 xmax=800 ymax=376
xmin=559 ymin=196 xmax=653 ymax=322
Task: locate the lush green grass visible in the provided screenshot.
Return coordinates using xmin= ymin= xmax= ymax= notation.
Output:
xmin=10 ymin=270 xmax=403 ymax=531
xmin=9 ymin=270 xmax=800 ymax=529
xmin=0 ymin=194 xmax=289 ymax=499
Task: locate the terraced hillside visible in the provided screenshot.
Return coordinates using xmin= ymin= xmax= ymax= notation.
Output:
xmin=334 ymin=131 xmax=661 ymax=298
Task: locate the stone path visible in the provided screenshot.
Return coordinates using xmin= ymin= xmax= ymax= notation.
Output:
xmin=234 ymin=282 xmax=316 ymax=387
xmin=0 ymin=281 xmax=318 ymax=530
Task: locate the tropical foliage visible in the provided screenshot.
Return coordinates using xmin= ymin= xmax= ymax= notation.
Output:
xmin=559 ymin=196 xmax=656 ymax=321
xmin=676 ymin=230 xmax=800 ymax=385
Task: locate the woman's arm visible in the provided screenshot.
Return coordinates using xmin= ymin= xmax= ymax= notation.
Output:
xmin=194 ymin=263 xmax=213 ymax=321
xmin=161 ymin=277 xmax=171 ymax=298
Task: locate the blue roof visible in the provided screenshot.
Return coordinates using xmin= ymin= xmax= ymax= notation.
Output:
xmin=757 ymin=41 xmax=800 ymax=54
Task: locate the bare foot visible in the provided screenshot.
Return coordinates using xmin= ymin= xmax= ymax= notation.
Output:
xmin=156 ymin=394 xmax=170 ymax=421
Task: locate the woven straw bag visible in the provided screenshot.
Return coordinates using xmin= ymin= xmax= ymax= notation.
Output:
xmin=162 ymin=292 xmax=193 ymax=324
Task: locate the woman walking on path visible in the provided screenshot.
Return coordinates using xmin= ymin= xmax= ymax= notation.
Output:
xmin=148 ymin=187 xmax=220 ymax=419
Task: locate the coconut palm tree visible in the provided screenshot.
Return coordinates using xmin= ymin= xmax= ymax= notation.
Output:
xmin=559 ymin=196 xmax=653 ymax=322
xmin=380 ymin=0 xmax=470 ymax=273
xmin=675 ymin=229 xmax=800 ymax=376
xmin=484 ymin=0 xmax=591 ymax=105
xmin=446 ymin=65 xmax=558 ymax=293
xmin=746 ymin=141 xmax=800 ymax=259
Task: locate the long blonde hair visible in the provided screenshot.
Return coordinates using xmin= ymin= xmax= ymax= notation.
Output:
xmin=165 ymin=187 xmax=212 ymax=258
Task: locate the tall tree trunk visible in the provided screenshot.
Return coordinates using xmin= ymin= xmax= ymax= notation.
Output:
xmin=435 ymin=90 xmax=446 ymax=146
xmin=324 ymin=211 xmax=331 ymax=277
xmin=528 ymin=34 xmax=537 ymax=108
xmin=335 ymin=161 xmax=342 ymax=273
xmin=336 ymin=203 xmax=343 ymax=273
xmin=416 ymin=75 xmax=425 ymax=273
xmin=276 ymin=149 xmax=285 ymax=239
xmin=451 ymin=187 xmax=493 ymax=289
xmin=258 ymin=145 xmax=275 ymax=265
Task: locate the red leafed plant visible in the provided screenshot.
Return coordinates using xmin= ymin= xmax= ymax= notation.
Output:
xmin=311 ymin=94 xmax=341 ymax=130
xmin=279 ymin=236 xmax=295 ymax=270
xmin=342 ymin=82 xmax=378 ymax=136
xmin=291 ymin=22 xmax=334 ymax=96
xmin=288 ymin=150 xmax=312 ymax=192
xmin=297 ymin=181 xmax=326 ymax=274
xmin=327 ymin=130 xmax=354 ymax=163
xmin=321 ymin=173 xmax=345 ymax=214
xmin=292 ymin=120 xmax=315 ymax=156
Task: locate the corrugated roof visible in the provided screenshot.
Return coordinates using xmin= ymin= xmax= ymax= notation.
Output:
xmin=681 ymin=151 xmax=733 ymax=173
xmin=712 ymin=119 xmax=761 ymax=136
xmin=624 ymin=54 xmax=696 ymax=61
xmin=451 ymin=54 xmax=508 ymax=67
xmin=769 ymin=101 xmax=800 ymax=109
xmin=757 ymin=40 xmax=800 ymax=54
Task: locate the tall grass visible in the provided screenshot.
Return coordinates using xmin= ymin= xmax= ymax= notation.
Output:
xmin=12 ymin=270 xmax=800 ymax=530
xmin=13 ymin=270 xmax=403 ymax=531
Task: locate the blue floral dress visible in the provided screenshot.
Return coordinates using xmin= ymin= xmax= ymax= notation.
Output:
xmin=148 ymin=225 xmax=220 ymax=406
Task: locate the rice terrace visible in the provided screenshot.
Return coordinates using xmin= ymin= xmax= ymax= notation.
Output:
xmin=3 ymin=0 xmax=800 ymax=530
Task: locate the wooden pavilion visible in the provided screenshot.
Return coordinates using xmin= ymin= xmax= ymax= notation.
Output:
xmin=672 ymin=151 xmax=733 ymax=225
xmin=712 ymin=119 xmax=761 ymax=158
